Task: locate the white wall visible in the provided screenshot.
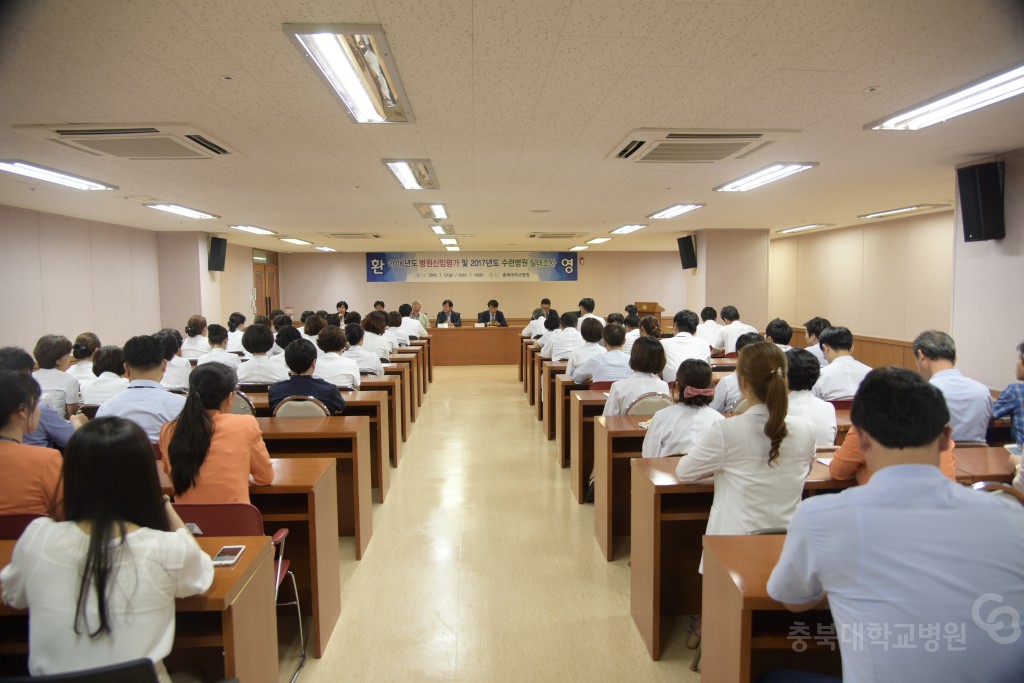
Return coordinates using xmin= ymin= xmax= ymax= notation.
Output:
xmin=768 ymin=211 xmax=955 ymax=340
xmin=0 ymin=205 xmax=161 ymax=351
xmin=951 ymin=148 xmax=1024 ymax=389
xmin=279 ymin=250 xmax=690 ymax=320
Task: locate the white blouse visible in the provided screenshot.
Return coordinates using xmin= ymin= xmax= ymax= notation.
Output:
xmin=161 ymin=356 xmax=192 ymax=392
xmin=343 ymin=347 xmax=384 ymax=375
xmin=196 ymin=348 xmax=241 ymax=369
xmin=787 ymin=390 xmax=838 ymax=447
xmin=313 ymin=352 xmax=362 ymax=389
xmin=676 ymin=405 xmax=816 ymax=569
xmin=362 ymin=332 xmax=390 ymax=360
xmin=67 ymin=361 xmax=96 ymax=388
xmin=235 ymin=355 xmax=289 ymax=384
xmin=180 ymin=336 xmax=211 ymax=359
xmin=602 ymin=372 xmax=670 ymax=416
xmin=0 ymin=518 xmax=213 ymax=682
xmin=226 ymin=330 xmax=245 ymax=353
xmin=641 ymin=403 xmax=725 ymax=458
xmin=33 ymin=368 xmax=80 ymax=416
xmin=81 ymin=372 xmax=129 ymax=405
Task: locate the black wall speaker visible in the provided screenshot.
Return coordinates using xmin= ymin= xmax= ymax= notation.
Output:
xmin=208 ymin=236 xmax=227 ymax=271
xmin=957 ymin=161 xmax=1005 ymax=242
xmin=677 ymin=235 xmax=697 ymax=269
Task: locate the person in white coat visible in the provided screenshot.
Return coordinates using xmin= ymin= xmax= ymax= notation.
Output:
xmin=785 ymin=348 xmax=837 ymax=447
xmin=314 ymin=325 xmax=361 ymax=389
xmin=566 ymin=318 xmax=606 ymax=376
xmin=661 ymin=309 xmax=712 ymax=381
xmin=811 ymin=326 xmax=871 ymax=401
xmin=196 ymin=325 xmax=240 ymax=370
xmin=180 ymin=315 xmax=211 ymax=359
xmin=603 ymin=337 xmax=671 ymax=416
xmin=226 ymin=312 xmax=246 ymax=353
xmin=676 ymin=342 xmax=817 ymax=574
xmin=235 ymin=325 xmax=289 ymax=384
xmin=81 ymin=346 xmax=129 ymax=405
xmin=642 ymin=359 xmax=725 ymax=458
xmin=67 ymin=332 xmax=101 ymax=388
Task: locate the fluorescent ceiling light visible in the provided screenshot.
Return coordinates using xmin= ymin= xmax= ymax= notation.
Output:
xmin=647 ymin=203 xmax=704 ymax=220
xmin=286 ymin=24 xmax=414 ymax=124
xmin=315 ymin=246 xmax=337 ymax=252
xmin=569 ymin=245 xmax=589 ymax=251
xmin=430 ymin=225 xmax=448 ymax=235
xmin=778 ymin=223 xmax=834 ymax=235
xmin=714 ymin=163 xmax=818 ymax=192
xmin=857 ymin=204 xmax=946 ymax=219
xmin=280 ymin=237 xmax=312 ymax=245
xmin=383 ymin=159 xmax=439 ymax=190
xmin=869 ymin=63 xmax=1024 ymax=130
xmin=610 ymin=224 xmax=646 ymax=235
xmin=0 ymin=160 xmax=117 ymax=191
xmin=439 ymin=238 xmax=458 ymax=245
xmin=146 ymin=204 xmax=218 ymax=220
xmin=230 ymin=225 xmax=277 ymax=235
xmin=414 ymin=203 xmax=449 ymax=221
xmin=446 ymin=246 xmax=460 ymax=252
xmin=586 ymin=237 xmax=612 ymax=244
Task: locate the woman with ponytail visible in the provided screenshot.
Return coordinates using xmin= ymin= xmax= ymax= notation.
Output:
xmin=67 ymin=332 xmax=101 ymax=387
xmin=225 ymin=312 xmax=246 ymax=353
xmin=159 ymin=363 xmax=274 ymax=504
xmin=676 ymin=341 xmax=816 ymax=571
xmin=0 ymin=417 xmax=212 ymax=681
xmin=180 ymin=314 xmax=211 ymax=359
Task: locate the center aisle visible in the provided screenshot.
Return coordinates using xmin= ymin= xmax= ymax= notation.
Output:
xmin=297 ymin=365 xmax=700 ymax=682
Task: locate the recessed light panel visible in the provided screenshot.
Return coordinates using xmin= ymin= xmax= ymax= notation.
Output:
xmin=0 ymin=160 xmax=117 ymax=191
xmin=647 ymin=203 xmax=704 ymax=220
xmin=383 ymin=159 xmax=439 ymax=190
xmin=146 ymin=204 xmax=218 ymax=219
xmin=714 ymin=163 xmax=818 ymax=192
xmin=230 ymin=225 xmax=277 ymax=235
xmin=610 ymin=224 xmax=646 ymax=235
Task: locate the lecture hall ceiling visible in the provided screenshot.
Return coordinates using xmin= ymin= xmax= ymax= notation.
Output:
xmin=0 ymin=0 xmax=1022 ymax=253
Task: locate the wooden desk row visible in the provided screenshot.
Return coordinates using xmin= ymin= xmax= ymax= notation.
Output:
xmin=0 ymin=536 xmax=280 ymax=682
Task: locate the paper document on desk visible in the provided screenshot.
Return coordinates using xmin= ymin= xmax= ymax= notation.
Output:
xmin=602 ymin=392 xmax=609 ymax=397
xmin=1005 ymin=444 xmax=1023 ymax=457
xmin=638 ymin=419 xmax=652 ymax=429
xmin=816 ymin=457 xmax=834 ymax=466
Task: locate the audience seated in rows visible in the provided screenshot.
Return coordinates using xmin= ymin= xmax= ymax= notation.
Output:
xmin=765 ymin=318 xmax=793 ymax=352
xmin=803 ymin=316 xmax=831 ymax=368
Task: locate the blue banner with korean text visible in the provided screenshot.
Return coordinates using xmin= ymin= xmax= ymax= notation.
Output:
xmin=365 ymin=252 xmax=578 ymax=282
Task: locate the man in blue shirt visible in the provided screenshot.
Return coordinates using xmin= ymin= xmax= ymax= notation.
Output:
xmin=766 ymin=367 xmax=1024 ymax=683
xmin=96 ymin=335 xmax=186 ymax=443
xmin=913 ymin=330 xmax=992 ymax=443
xmin=268 ymin=339 xmax=346 ymax=415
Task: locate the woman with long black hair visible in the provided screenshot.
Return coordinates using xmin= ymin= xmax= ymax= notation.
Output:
xmin=160 ymin=363 xmax=274 ymax=504
xmin=0 ymin=417 xmax=213 ymax=681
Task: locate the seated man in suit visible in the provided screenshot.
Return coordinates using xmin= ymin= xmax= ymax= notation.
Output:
xmin=540 ymin=298 xmax=558 ymax=320
xmin=767 ymin=367 xmax=1024 ymax=683
xmin=436 ymin=299 xmax=462 ymax=327
xmin=268 ymin=339 xmax=346 ymax=415
xmin=478 ymin=299 xmax=508 ymax=327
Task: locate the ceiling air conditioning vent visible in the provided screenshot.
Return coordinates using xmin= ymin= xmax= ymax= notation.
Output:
xmin=13 ymin=123 xmax=235 ymax=160
xmin=529 ymin=232 xmax=583 ymax=239
xmin=608 ymin=128 xmax=798 ymax=164
xmin=324 ymin=233 xmax=383 ymax=239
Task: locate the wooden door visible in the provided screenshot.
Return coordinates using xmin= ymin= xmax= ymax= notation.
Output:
xmin=265 ymin=265 xmax=279 ymax=313
xmin=253 ymin=264 xmax=267 ymax=316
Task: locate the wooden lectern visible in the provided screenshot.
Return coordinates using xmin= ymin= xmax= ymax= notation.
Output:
xmin=635 ymin=302 xmax=664 ymax=316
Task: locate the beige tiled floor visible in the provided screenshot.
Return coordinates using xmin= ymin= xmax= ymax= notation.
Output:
xmin=287 ymin=365 xmax=701 ymax=682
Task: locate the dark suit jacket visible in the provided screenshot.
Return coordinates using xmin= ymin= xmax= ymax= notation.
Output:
xmin=268 ymin=375 xmax=346 ymax=415
xmin=436 ymin=310 xmax=462 ymax=327
xmin=477 ymin=310 xmax=508 ymax=327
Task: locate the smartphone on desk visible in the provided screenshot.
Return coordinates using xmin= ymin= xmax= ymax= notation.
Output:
xmin=212 ymin=545 xmax=246 ymax=567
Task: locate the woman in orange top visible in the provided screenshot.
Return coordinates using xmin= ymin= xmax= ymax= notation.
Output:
xmin=160 ymin=363 xmax=274 ymax=504
xmin=830 ymin=425 xmax=957 ymax=485
xmin=0 ymin=371 xmax=63 ymax=517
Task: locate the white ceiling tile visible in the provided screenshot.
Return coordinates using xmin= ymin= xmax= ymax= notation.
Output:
xmin=562 ymin=0 xmax=673 ymax=38
xmin=472 ymin=0 xmax=572 ymax=63
xmin=545 ymin=37 xmax=640 ymax=89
